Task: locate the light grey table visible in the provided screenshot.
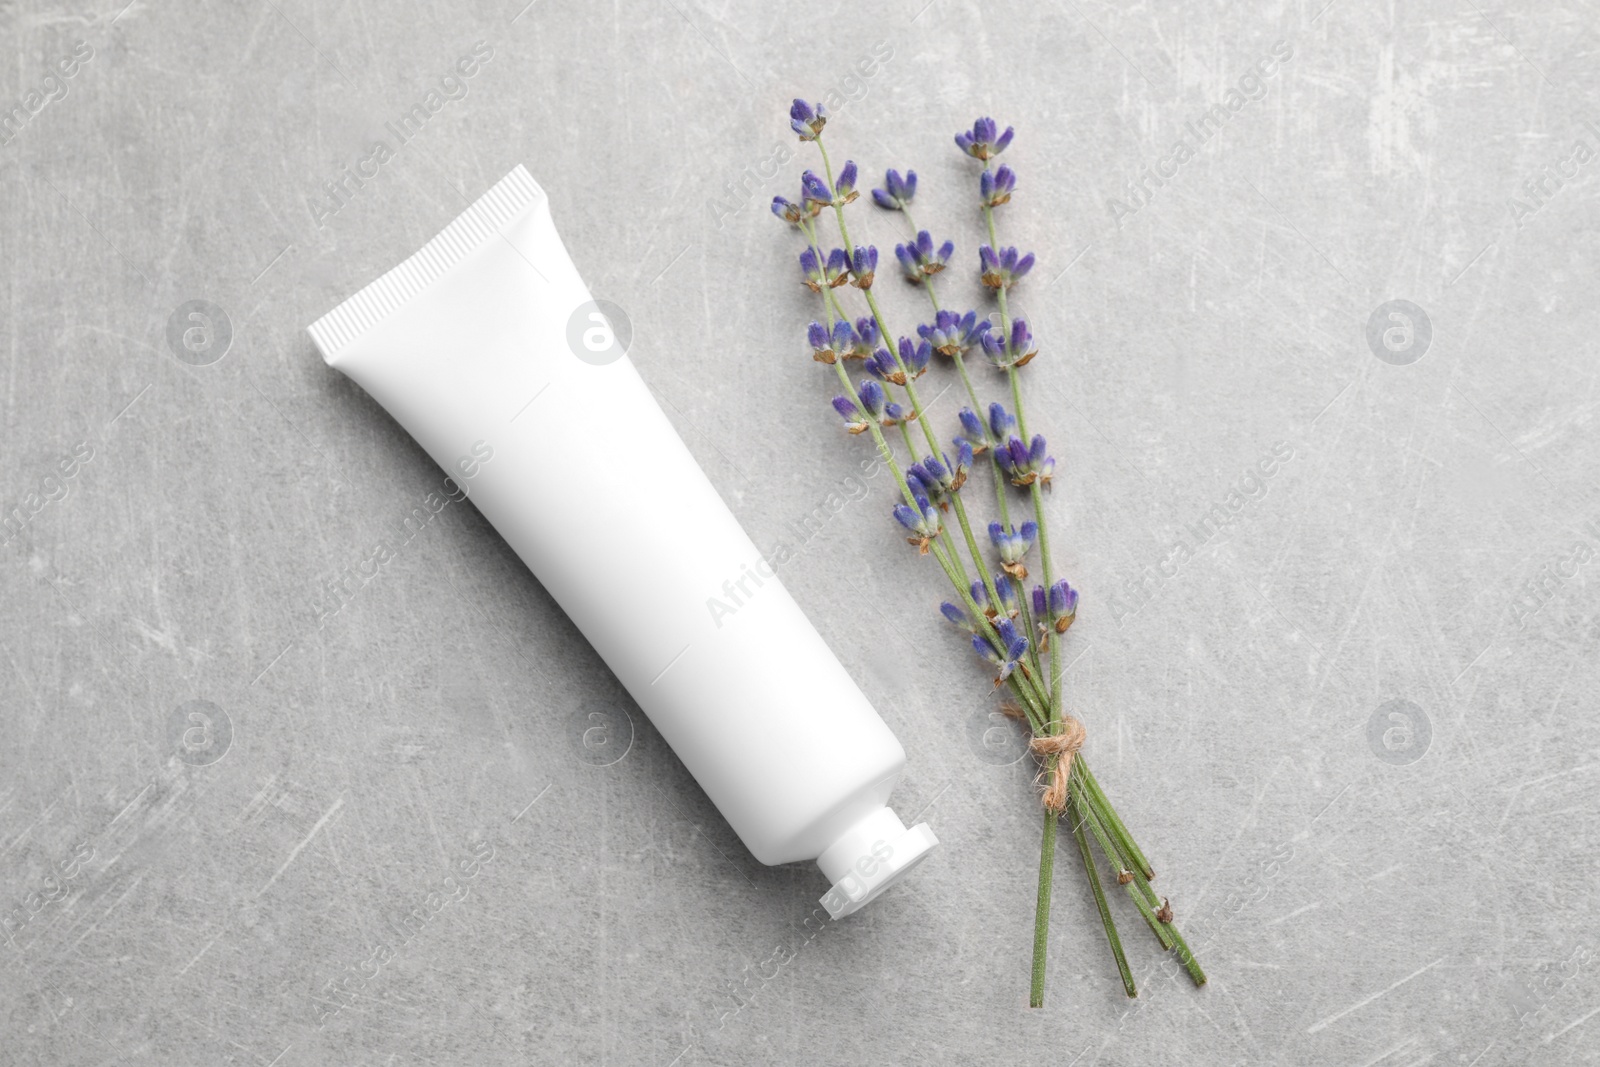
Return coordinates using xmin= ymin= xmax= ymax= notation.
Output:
xmin=3 ymin=2 xmax=1596 ymax=1064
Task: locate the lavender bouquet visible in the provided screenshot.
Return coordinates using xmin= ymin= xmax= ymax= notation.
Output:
xmin=773 ymin=102 xmax=1206 ymax=1005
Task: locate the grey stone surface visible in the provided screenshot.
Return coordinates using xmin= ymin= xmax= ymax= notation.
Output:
xmin=2 ymin=1 xmax=1597 ymax=1064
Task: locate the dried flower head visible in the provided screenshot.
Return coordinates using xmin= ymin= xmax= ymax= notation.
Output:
xmin=980 ymin=316 xmax=1038 ymax=369
xmin=918 ymin=309 xmax=989 ymax=358
xmin=831 ymin=394 xmax=869 ymax=434
xmin=981 ymin=164 xmax=1017 ymax=207
xmin=979 ymin=245 xmax=1036 ymax=290
xmin=895 ymin=230 xmax=956 ymax=281
xmin=871 ymin=168 xmax=918 ymax=211
xmin=995 ymin=433 xmax=1056 ymax=489
xmin=959 ymin=408 xmax=992 ymax=454
xmin=849 ymin=245 xmax=877 ymax=289
xmin=989 ymin=521 xmax=1039 ymax=580
xmin=974 ymin=617 xmax=1029 ymax=685
xmin=808 ymin=319 xmax=855 ymax=364
xmin=801 ymin=170 xmax=833 ymax=211
xmin=771 ymin=195 xmax=806 ymax=226
xmin=833 ymin=160 xmax=860 ymax=204
xmin=893 ymin=495 xmax=942 ymax=554
xmin=790 ymin=98 xmax=828 ymax=141
xmin=955 ymin=116 xmax=1014 ymax=160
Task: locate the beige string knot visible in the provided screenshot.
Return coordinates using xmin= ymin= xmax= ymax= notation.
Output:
xmin=1028 ymin=715 xmax=1086 ymax=814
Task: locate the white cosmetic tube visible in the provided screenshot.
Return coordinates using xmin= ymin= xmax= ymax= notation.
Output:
xmin=308 ymin=166 xmax=936 ymax=918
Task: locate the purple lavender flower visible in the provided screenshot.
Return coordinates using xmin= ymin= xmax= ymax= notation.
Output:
xmin=823 ymin=247 xmax=850 ymax=288
xmin=995 ymin=437 xmax=1027 ymax=483
xmin=849 ymin=377 xmax=909 ymax=428
xmin=831 ymin=394 xmax=868 ymax=435
xmin=923 ymin=450 xmax=966 ymax=495
xmin=894 ymin=242 xmax=921 ymax=282
xmin=918 ymin=309 xmax=989 ymax=358
xmin=959 ymin=408 xmax=991 ymax=454
xmin=808 ymin=319 xmax=855 ymax=363
xmin=904 ymin=467 xmax=929 ymax=499
xmin=907 ymin=453 xmax=963 ymax=511
xmin=835 ymin=319 xmax=857 ymax=354
xmin=801 ymin=170 xmax=833 ymax=211
xmin=955 ymin=117 xmax=1015 ymax=160
xmin=989 ymin=521 xmax=1039 ymax=579
xmin=1029 ymin=433 xmax=1057 ymax=490
xmin=771 ymin=196 xmax=805 ymax=226
xmin=979 ymin=315 xmax=1039 ymax=369
xmin=897 ymin=336 xmax=932 ymax=380
xmin=995 ymin=433 xmax=1056 ymax=489
xmin=1047 ymin=579 xmax=1078 ymax=632
xmin=791 ymin=99 xmax=828 ymax=141
xmin=834 ymin=160 xmax=859 ymax=204
xmin=850 ymin=245 xmax=878 ymax=289
xmin=981 ymin=164 xmax=1017 ymax=207
xmin=993 ymin=573 xmax=1019 ymax=618
xmin=893 ymin=495 xmax=942 ymax=555
xmin=854 ymin=317 xmax=881 ymax=352
xmin=978 ymin=329 xmax=1005 ymax=368
xmin=953 ymin=437 xmax=975 ymax=479
xmin=970 ymin=579 xmax=992 ymax=617
xmin=941 ymin=600 xmax=977 ymax=632
xmin=1008 ymin=317 xmax=1036 ymax=363
xmin=973 ymin=616 xmax=1029 ymax=685
xmin=799 ymin=248 xmax=824 ymax=292
xmin=863 ymin=346 xmax=905 ymax=386
xmin=856 ymin=378 xmax=887 ymax=419
xmin=808 ymin=320 xmax=831 ymax=362
xmin=979 ymin=245 xmax=1036 ymax=290
xmin=907 ymin=464 xmax=943 ymax=510
xmin=919 ymin=231 xmax=956 ymax=273
xmin=871 ymin=168 xmax=918 ymax=211
xmin=894 ymin=230 xmax=956 ymax=281
xmin=988 ymin=402 xmax=1017 ymax=442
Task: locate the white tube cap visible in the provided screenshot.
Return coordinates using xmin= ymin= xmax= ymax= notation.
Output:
xmin=817 ymin=806 xmax=939 ymax=919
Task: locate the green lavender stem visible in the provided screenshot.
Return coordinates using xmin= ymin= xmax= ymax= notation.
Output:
xmin=1068 ymin=771 xmax=1172 ymax=950
xmin=974 ymin=160 xmax=1080 ymax=1006
xmin=1068 ymin=790 xmax=1136 ymax=997
xmin=1079 ymin=756 xmax=1154 ymax=881
xmin=1029 ymin=801 xmax=1057 ymax=1007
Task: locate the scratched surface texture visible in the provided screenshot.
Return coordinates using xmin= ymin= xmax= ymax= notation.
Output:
xmin=2 ymin=0 xmax=1598 ymax=1064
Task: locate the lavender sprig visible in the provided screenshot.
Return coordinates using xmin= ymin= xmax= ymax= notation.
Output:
xmin=960 ymin=114 xmax=1206 ymax=997
xmin=774 ymin=103 xmax=1203 ymax=1005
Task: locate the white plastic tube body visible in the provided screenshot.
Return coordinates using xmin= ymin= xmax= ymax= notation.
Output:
xmin=308 ymin=167 xmax=934 ymax=917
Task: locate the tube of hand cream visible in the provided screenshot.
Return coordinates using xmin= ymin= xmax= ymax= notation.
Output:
xmin=308 ymin=166 xmax=936 ymax=918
